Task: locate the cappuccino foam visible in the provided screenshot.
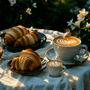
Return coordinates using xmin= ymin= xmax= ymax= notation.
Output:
xmin=47 ymin=60 xmax=62 ymax=68
xmin=54 ymin=36 xmax=80 ymax=46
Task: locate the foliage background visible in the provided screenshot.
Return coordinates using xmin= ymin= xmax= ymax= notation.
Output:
xmin=1 ymin=0 xmax=90 ymax=32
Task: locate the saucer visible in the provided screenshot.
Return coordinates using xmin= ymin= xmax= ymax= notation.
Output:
xmin=45 ymin=48 xmax=89 ymax=66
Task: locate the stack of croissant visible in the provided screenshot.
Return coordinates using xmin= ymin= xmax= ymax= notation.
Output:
xmin=4 ymin=25 xmax=40 ymax=47
xmin=11 ymin=49 xmax=42 ymax=71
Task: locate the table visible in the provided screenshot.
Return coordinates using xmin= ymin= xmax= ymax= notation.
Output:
xmin=0 ymin=29 xmax=90 ymax=90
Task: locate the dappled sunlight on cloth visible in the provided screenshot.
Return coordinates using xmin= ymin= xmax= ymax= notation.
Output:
xmin=43 ymin=79 xmax=49 ymax=83
xmin=0 ymin=29 xmax=90 ymax=90
xmin=43 ymin=75 xmax=72 ymax=90
xmin=0 ymin=73 xmax=25 ymax=88
xmin=87 ymin=54 xmax=90 ymax=61
xmin=64 ymin=66 xmax=90 ymax=90
xmin=64 ymin=72 xmax=78 ymax=83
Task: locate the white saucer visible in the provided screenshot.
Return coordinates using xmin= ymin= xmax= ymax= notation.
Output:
xmin=45 ymin=48 xmax=89 ymax=66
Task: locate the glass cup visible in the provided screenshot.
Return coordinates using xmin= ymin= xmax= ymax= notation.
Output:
xmin=0 ymin=37 xmax=4 ymax=63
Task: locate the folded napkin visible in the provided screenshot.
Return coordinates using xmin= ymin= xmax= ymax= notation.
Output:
xmin=1 ymin=51 xmax=20 ymax=60
xmin=73 ymin=49 xmax=89 ymax=64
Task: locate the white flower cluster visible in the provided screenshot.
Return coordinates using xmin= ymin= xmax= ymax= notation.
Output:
xmin=26 ymin=8 xmax=32 ymax=15
xmin=8 ymin=0 xmax=37 ymax=15
xmin=8 ymin=0 xmax=16 ymax=6
xmin=67 ymin=8 xmax=89 ymax=30
xmin=26 ymin=2 xmax=37 ymax=15
xmin=77 ymin=8 xmax=88 ymax=21
xmin=32 ymin=2 xmax=37 ymax=8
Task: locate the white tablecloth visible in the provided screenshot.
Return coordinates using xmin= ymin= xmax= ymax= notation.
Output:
xmin=0 ymin=29 xmax=90 ymax=90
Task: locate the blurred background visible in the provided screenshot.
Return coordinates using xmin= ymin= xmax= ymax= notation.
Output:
xmin=1 ymin=0 xmax=90 ymax=32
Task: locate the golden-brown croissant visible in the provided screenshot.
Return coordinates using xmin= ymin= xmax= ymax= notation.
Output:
xmin=20 ymin=49 xmax=42 ymax=68
xmin=4 ymin=25 xmax=28 ymax=45
xmin=11 ymin=56 xmax=37 ymax=71
xmin=11 ymin=49 xmax=42 ymax=71
xmin=14 ymin=31 xmax=40 ymax=47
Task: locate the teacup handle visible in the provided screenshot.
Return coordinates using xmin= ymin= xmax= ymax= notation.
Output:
xmin=80 ymin=44 xmax=88 ymax=51
xmin=80 ymin=44 xmax=88 ymax=55
xmin=61 ymin=65 xmax=66 ymax=73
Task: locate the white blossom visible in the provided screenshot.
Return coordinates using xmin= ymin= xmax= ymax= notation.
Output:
xmin=67 ymin=19 xmax=74 ymax=26
xmin=86 ymin=22 xmax=90 ymax=28
xmin=79 ymin=8 xmax=89 ymax=17
xmin=77 ymin=14 xmax=85 ymax=21
xmin=74 ymin=21 xmax=80 ymax=28
xmin=77 ymin=8 xmax=89 ymax=21
xmin=26 ymin=8 xmax=32 ymax=15
xmin=71 ymin=25 xmax=75 ymax=30
xmin=32 ymin=2 xmax=37 ymax=8
xmin=8 ymin=0 xmax=16 ymax=6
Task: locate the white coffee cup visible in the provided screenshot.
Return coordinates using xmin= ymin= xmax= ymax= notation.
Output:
xmin=46 ymin=60 xmax=66 ymax=77
xmin=53 ymin=36 xmax=88 ymax=63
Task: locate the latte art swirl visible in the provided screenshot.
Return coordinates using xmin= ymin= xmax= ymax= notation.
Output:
xmin=54 ymin=36 xmax=80 ymax=46
xmin=47 ymin=60 xmax=62 ymax=67
xmin=57 ymin=39 xmax=77 ymax=44
xmin=49 ymin=61 xmax=61 ymax=66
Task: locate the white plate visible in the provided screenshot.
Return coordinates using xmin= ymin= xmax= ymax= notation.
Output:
xmin=45 ymin=48 xmax=89 ymax=66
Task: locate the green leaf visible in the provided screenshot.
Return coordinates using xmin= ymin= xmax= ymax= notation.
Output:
xmin=82 ymin=20 xmax=86 ymax=23
xmin=81 ymin=27 xmax=88 ymax=29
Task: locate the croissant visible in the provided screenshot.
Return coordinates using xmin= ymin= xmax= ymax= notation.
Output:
xmin=11 ymin=49 xmax=42 ymax=71
xmin=11 ymin=56 xmax=37 ymax=71
xmin=20 ymin=49 xmax=42 ymax=68
xmin=4 ymin=25 xmax=28 ymax=45
xmin=14 ymin=31 xmax=40 ymax=47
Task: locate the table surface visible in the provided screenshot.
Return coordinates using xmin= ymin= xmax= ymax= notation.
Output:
xmin=0 ymin=28 xmax=90 ymax=90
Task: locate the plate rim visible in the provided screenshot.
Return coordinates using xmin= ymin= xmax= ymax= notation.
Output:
xmin=7 ymin=58 xmax=46 ymax=75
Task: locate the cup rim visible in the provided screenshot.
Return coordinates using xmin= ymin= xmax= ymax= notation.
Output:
xmin=53 ymin=36 xmax=81 ymax=47
xmin=46 ymin=60 xmax=64 ymax=68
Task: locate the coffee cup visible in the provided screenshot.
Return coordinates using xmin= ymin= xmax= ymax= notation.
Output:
xmin=53 ymin=35 xmax=88 ymax=63
xmin=46 ymin=60 xmax=66 ymax=77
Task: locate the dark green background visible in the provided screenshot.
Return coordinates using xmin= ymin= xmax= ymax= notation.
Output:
xmin=1 ymin=0 xmax=89 ymax=32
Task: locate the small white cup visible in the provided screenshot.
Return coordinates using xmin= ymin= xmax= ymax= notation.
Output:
xmin=46 ymin=60 xmax=66 ymax=77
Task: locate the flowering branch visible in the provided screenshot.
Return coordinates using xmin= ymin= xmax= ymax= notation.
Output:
xmin=67 ymin=8 xmax=89 ymax=32
xmin=8 ymin=0 xmax=37 ymax=15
